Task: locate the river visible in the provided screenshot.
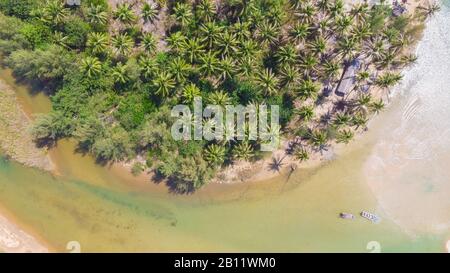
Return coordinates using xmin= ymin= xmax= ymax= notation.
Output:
xmin=0 ymin=2 xmax=449 ymax=252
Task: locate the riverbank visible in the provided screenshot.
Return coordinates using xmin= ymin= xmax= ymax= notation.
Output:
xmin=0 ymin=205 xmax=49 ymax=253
xmin=0 ymin=79 xmax=53 ymax=252
xmin=0 ymin=79 xmax=54 ymax=171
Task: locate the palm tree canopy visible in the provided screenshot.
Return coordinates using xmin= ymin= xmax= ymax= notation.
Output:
xmin=80 ymin=56 xmax=102 ymax=78
xmin=114 ymin=3 xmax=136 ymax=25
xmin=85 ymin=4 xmax=108 ymax=26
xmin=204 ymin=144 xmax=226 ymax=166
xmin=87 ymin=32 xmax=109 ymax=54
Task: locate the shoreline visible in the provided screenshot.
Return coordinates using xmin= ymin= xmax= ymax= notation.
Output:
xmin=363 ymin=1 xmax=450 ymax=237
xmin=0 ymin=205 xmax=51 ymax=253
xmin=0 ymin=79 xmax=55 ymax=172
xmin=0 ymin=79 xmax=54 ymax=252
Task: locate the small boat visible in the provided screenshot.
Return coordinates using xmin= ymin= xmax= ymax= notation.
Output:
xmin=360 ymin=211 xmax=380 ymax=223
xmin=339 ymin=213 xmax=355 ymax=219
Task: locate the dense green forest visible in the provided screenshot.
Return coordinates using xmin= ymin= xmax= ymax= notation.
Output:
xmin=0 ymin=0 xmax=438 ymax=192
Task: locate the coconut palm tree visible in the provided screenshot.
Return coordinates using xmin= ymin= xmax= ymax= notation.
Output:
xmin=152 ymin=71 xmax=175 ymax=98
xmin=167 ymin=32 xmax=187 ymax=53
xmin=333 ymin=112 xmax=351 ymax=128
xmin=111 ymin=33 xmax=134 ymax=57
xmin=290 ymin=0 xmax=305 ymax=10
xmin=262 ymin=123 xmax=281 ymax=151
xmin=351 ymin=23 xmax=372 ymax=43
xmin=308 ymin=129 xmax=328 ymax=152
xmin=382 ymin=26 xmax=399 ymax=42
xmin=334 ymin=15 xmax=352 ymax=35
xmin=399 ymin=53 xmax=418 ymax=67
xmin=330 ymin=0 xmax=344 ymax=17
xmin=293 ymin=146 xmax=309 ymax=162
xmin=232 ymin=142 xmax=254 ymax=161
xmin=80 ymin=56 xmax=102 ymax=78
xmin=231 ymin=20 xmax=251 ymax=42
xmin=356 ymin=92 xmax=371 ymax=105
xmin=351 ymin=113 xmax=368 ymax=130
xmin=296 ymin=105 xmax=314 ymax=122
xmin=138 ymin=56 xmax=157 ymax=79
xmin=42 ymin=0 xmax=70 ymax=25
xmin=183 ymin=37 xmax=205 ymax=63
xmin=196 ymin=0 xmax=217 ymax=22
xmin=87 ymin=32 xmax=109 ymax=55
xmin=204 ymin=144 xmax=226 ymax=166
xmin=182 ymin=83 xmax=201 ymax=104
xmin=350 ymin=2 xmax=369 ymax=23
xmin=316 ymin=19 xmax=331 ymax=38
xmin=290 ymin=22 xmax=311 ymax=44
xmin=377 ymin=49 xmax=396 ymax=69
xmin=296 ymin=4 xmax=316 ymax=24
xmin=364 ymin=37 xmax=386 ymax=62
xmin=114 ymin=3 xmax=136 ymax=25
xmin=85 ymin=4 xmax=108 ymax=26
xmin=142 ymin=2 xmax=158 ymax=23
xmin=217 ymin=31 xmax=238 ymax=57
xmin=337 ymin=36 xmax=359 ymax=61
xmin=169 ymin=57 xmax=191 ymax=83
xmin=277 ymin=44 xmax=298 ymax=66
xmin=112 ymin=62 xmax=129 ymax=84
xmin=257 ymin=21 xmax=279 ymax=46
xmin=207 ymin=90 xmax=231 ymax=106
xmin=219 ymin=57 xmax=236 ymax=81
xmin=356 ymin=71 xmax=370 ymax=84
xmin=245 ymin=4 xmax=264 ymax=26
xmin=280 ymin=64 xmax=300 ymax=90
xmin=300 ymin=53 xmax=319 ymax=76
xmin=267 ymin=2 xmax=286 ymax=26
xmin=370 ymin=99 xmax=385 ymax=114
xmin=309 ymin=36 xmax=327 ymax=56
xmin=317 ymin=0 xmax=332 ymax=13
xmin=225 ymin=0 xmax=251 ymax=17
xmin=417 ymin=2 xmax=441 ymax=19
xmin=237 ymin=56 xmax=258 ymax=79
xmin=298 ymin=77 xmax=320 ymax=100
xmin=141 ymin=33 xmax=157 ymax=54
xmin=336 ymin=129 xmax=354 ymax=144
xmin=200 ymin=21 xmax=223 ymax=49
xmin=256 ymin=69 xmax=280 ymax=96
xmin=173 ymin=2 xmax=193 ymax=28
xmin=375 ymin=72 xmax=403 ymax=90
xmin=321 ymin=59 xmax=340 ymax=81
xmin=203 ymin=118 xmax=218 ymax=139
xmin=199 ymin=51 xmax=221 ymax=77
xmin=391 ymin=34 xmax=411 ymax=53
xmin=238 ymin=40 xmax=260 ymax=59
xmin=53 ymin=31 xmax=69 ymax=49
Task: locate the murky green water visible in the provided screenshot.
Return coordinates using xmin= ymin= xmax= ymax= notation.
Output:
xmin=0 ymin=3 xmax=449 ymax=252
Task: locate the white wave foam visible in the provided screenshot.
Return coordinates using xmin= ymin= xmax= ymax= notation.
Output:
xmin=364 ymin=5 xmax=450 ymax=236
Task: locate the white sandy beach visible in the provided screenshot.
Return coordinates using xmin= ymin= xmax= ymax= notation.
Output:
xmin=0 ymin=212 xmax=48 ymax=253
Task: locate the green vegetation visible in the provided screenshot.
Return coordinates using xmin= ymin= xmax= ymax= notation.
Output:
xmin=0 ymin=0 xmax=432 ymax=192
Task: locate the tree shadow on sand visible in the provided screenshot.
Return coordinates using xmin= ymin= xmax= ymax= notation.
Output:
xmin=268 ymin=155 xmax=286 ymax=173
